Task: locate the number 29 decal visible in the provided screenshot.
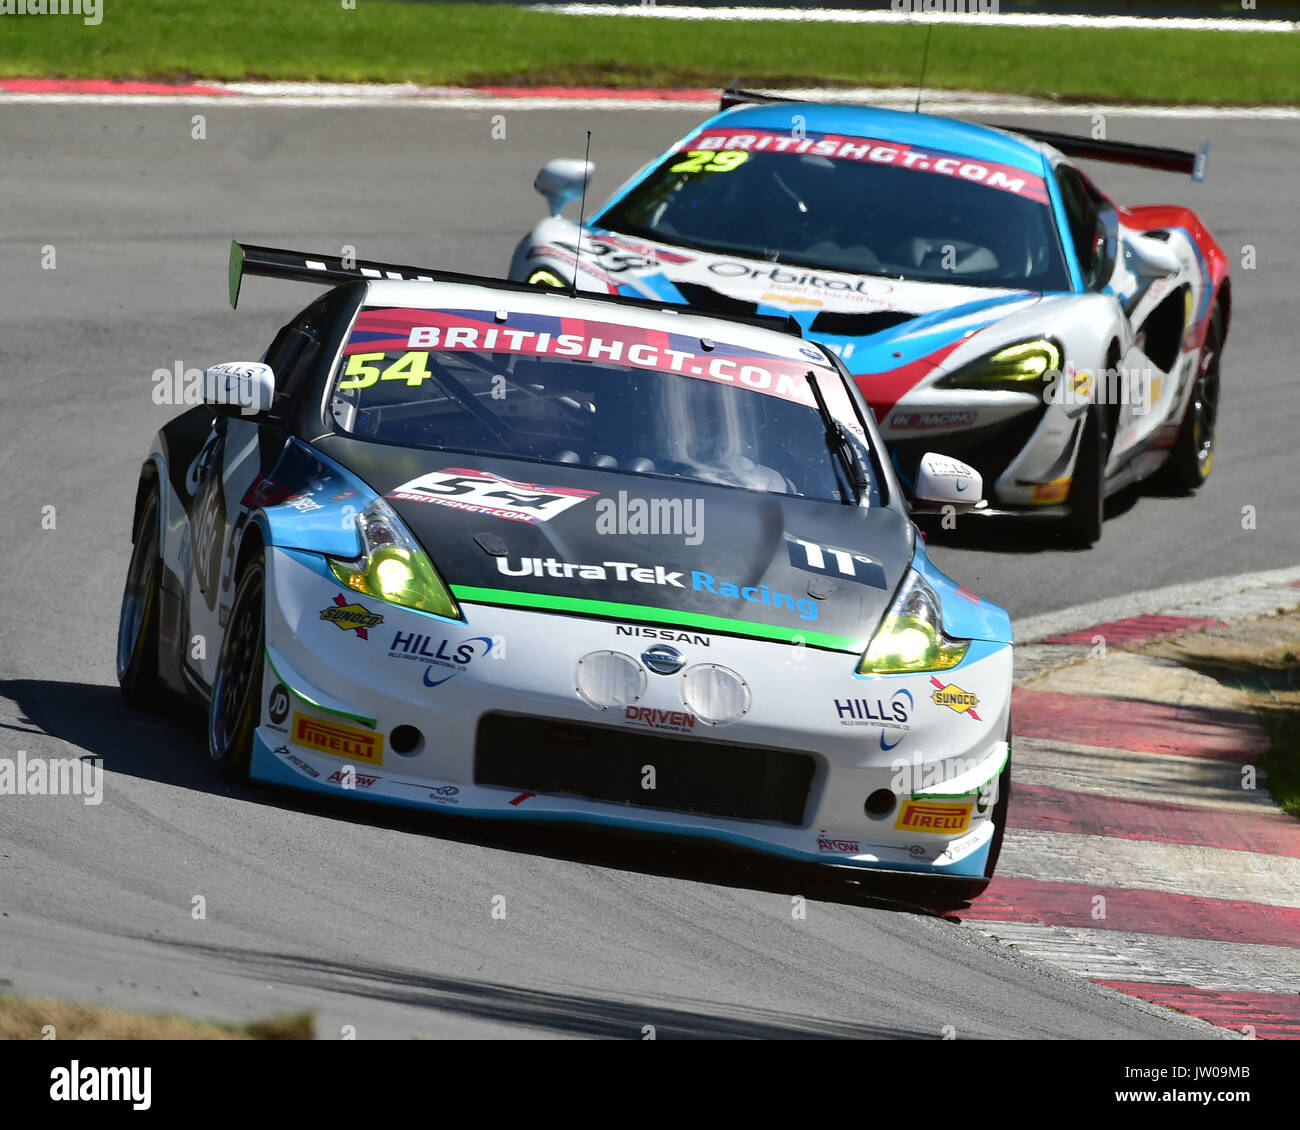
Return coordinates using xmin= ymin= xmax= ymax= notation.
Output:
xmin=668 ymin=150 xmax=750 ymax=175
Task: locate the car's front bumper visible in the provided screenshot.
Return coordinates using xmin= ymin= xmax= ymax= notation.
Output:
xmin=251 ymin=548 xmax=1013 ymax=878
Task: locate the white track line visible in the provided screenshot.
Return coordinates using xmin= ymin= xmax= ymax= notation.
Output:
xmin=1011 ymin=565 xmax=1300 ymax=644
xmin=999 ymin=830 xmax=1300 ymax=909
xmin=1011 ymin=738 xmax=1274 ymax=812
xmin=976 ymin=922 xmax=1300 ymax=995
xmin=4 ymin=88 xmax=1300 ymax=118
xmin=532 ymin=4 xmax=1297 ymax=33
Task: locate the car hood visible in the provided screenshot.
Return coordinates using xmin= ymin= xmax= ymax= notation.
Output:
xmin=313 ymin=438 xmax=914 ymax=653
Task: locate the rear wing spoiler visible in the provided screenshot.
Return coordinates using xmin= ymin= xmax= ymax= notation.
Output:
xmin=226 ymin=241 xmax=803 ymax=336
xmin=229 ymin=241 xmax=495 ymax=309
xmin=718 ymin=86 xmax=1208 ymax=181
xmin=987 ymin=125 xmax=1208 ymax=181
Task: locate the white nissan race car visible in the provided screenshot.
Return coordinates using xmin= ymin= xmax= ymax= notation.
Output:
xmin=116 ymin=241 xmax=1013 ymax=902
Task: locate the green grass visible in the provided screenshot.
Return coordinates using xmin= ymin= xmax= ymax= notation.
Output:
xmin=1257 ymin=672 xmax=1300 ymax=819
xmin=0 ymin=992 xmax=315 ymax=1040
xmin=2 ymin=1 xmax=1299 ymax=104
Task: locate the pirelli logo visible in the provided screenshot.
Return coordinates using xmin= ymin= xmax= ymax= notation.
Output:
xmin=292 ymin=712 xmax=384 ymax=766
xmin=894 ymin=800 xmax=972 ymax=834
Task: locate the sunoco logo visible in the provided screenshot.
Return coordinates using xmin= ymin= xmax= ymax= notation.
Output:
xmin=320 ymin=594 xmax=383 ymax=639
xmin=929 ymin=678 xmax=980 ymax=720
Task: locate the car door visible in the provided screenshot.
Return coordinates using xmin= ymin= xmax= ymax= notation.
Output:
xmin=1054 ymin=163 xmax=1152 ymax=467
xmin=181 ymin=302 xmax=326 ymax=689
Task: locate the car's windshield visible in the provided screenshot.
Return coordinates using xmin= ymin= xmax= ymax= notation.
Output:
xmin=329 ymin=305 xmax=879 ymax=505
xmin=598 ymin=126 xmax=1072 ymax=291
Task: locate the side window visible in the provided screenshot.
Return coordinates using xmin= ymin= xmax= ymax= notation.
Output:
xmin=261 ymin=302 xmax=324 ymax=412
xmin=260 ymin=322 xmax=298 ymax=375
xmin=1055 ymin=166 xmax=1112 ymax=291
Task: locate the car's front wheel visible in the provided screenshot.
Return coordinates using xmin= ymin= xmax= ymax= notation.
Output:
xmin=979 ymin=736 xmax=1013 ymax=881
xmin=117 ymin=480 xmax=168 ymax=710
xmin=1059 ymin=405 xmax=1107 ymax=548
xmin=208 ymin=550 xmax=265 ymax=780
xmin=1156 ymin=301 xmax=1223 ymax=494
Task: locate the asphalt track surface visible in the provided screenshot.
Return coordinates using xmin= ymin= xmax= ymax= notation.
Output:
xmin=0 ymin=103 xmax=1292 ymax=1038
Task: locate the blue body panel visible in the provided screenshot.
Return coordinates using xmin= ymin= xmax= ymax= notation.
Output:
xmin=913 ymin=538 xmax=1014 ymax=645
xmin=589 ymin=102 xmax=1082 ymax=370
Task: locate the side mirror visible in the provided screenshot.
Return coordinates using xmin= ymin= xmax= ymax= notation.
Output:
xmin=912 ymin=452 xmax=983 ymax=514
xmin=534 ymin=158 xmax=594 ymax=217
xmin=204 ymin=362 xmax=275 ymax=416
xmin=1124 ymin=232 xmax=1180 ymax=278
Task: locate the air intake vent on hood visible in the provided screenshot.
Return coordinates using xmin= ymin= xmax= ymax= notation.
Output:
xmin=810 ymin=310 xmax=917 ymax=337
xmin=674 ymin=282 xmax=760 ymax=319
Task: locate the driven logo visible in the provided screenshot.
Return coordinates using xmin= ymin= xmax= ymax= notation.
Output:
xmin=625 ymin=705 xmax=696 ymax=733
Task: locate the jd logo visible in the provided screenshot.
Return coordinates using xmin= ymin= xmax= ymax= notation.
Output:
xmin=268 ymin=683 xmax=290 ymax=726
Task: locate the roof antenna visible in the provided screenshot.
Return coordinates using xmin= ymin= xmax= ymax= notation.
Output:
xmin=569 ymin=129 xmax=593 ymax=298
xmin=914 ymin=21 xmax=934 ymax=114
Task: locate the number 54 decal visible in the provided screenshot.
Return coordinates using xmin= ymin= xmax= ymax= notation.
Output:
xmin=387 ymin=468 xmax=598 ymax=524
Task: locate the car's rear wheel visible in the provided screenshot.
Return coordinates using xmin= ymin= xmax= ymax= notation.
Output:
xmin=1156 ymin=301 xmax=1222 ymax=494
xmin=208 ymin=551 xmax=265 ymax=781
xmin=117 ymin=481 xmax=168 ymax=710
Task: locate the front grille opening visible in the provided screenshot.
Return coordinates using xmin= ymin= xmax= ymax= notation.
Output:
xmin=673 ymin=282 xmax=760 ymax=319
xmin=476 ymin=713 xmax=815 ymax=827
xmin=810 ymin=310 xmax=916 ymax=337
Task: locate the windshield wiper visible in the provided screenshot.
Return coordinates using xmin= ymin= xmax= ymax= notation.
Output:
xmin=805 ymin=371 xmax=871 ymax=506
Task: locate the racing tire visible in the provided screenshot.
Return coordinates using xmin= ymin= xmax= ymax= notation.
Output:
xmin=916 ymin=728 xmax=1012 ymax=906
xmin=1059 ymin=405 xmax=1106 ymax=548
xmin=1155 ymin=302 xmax=1222 ymax=494
xmin=117 ymin=481 xmax=169 ymax=710
xmin=979 ymin=733 xmax=1013 ymax=882
xmin=208 ymin=550 xmax=265 ymax=781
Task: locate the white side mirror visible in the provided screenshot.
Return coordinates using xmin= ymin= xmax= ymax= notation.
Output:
xmin=534 ymin=158 xmax=594 ymax=217
xmin=914 ymin=452 xmax=983 ymax=514
xmin=204 ymin=361 xmax=275 ymax=415
xmin=1124 ymin=232 xmax=1180 ymax=278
